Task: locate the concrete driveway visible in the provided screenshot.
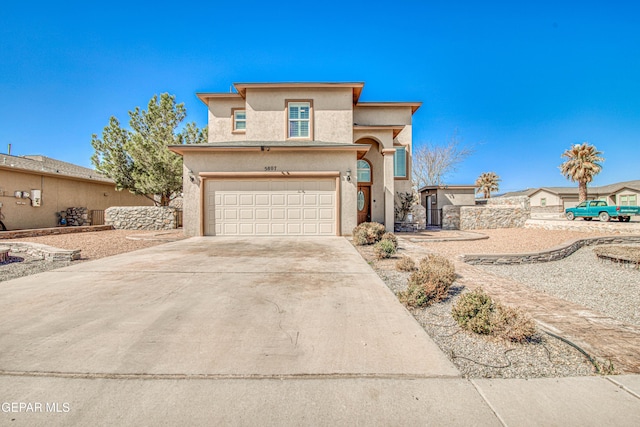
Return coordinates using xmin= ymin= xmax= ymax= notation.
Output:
xmin=0 ymin=237 xmax=457 ymax=378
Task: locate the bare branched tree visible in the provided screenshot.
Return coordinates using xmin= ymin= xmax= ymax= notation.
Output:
xmin=412 ymin=132 xmax=474 ymax=189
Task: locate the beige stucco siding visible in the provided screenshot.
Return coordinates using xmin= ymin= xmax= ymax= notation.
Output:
xmin=529 ymin=190 xmax=562 ymax=207
xmin=0 ymin=169 xmax=152 ymax=230
xmin=207 ymin=98 xmax=247 ymax=142
xmin=354 ymin=107 xmax=412 ymax=126
xmin=244 ymin=88 xmax=353 ymax=143
xmin=181 ymin=151 xmax=357 ymax=237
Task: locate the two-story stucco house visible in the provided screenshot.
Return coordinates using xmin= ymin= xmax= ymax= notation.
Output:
xmin=169 ymin=82 xmax=420 ymax=237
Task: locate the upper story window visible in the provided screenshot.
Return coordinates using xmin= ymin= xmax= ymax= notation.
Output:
xmin=287 ymin=100 xmax=312 ymax=139
xmin=233 ymin=109 xmax=246 ymax=132
xmin=357 ymin=159 xmax=372 ymax=183
xmin=394 ymin=146 xmax=407 ymax=178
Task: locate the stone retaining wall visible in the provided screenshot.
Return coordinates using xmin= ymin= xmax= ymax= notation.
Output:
xmin=105 ymin=206 xmax=177 ymax=230
xmin=461 ymin=235 xmax=640 ymax=265
xmin=4 ymin=242 xmax=81 ymax=261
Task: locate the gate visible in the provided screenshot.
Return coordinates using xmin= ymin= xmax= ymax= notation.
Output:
xmin=427 ymin=209 xmax=443 ymax=227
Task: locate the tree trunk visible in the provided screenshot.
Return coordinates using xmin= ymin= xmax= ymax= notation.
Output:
xmin=578 ymin=181 xmax=588 ymax=202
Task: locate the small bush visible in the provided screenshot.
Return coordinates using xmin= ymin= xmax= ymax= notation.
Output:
xmin=396 ymin=255 xmax=416 ymax=272
xmin=418 ymin=254 xmax=456 ymax=289
xmin=491 ymin=305 xmax=537 ymax=343
xmin=452 ymin=289 xmax=537 ymax=342
xmin=451 ymin=289 xmax=494 ymax=335
xmin=400 ymin=255 xmax=456 ymax=307
xmin=374 ymin=239 xmax=397 ymax=259
xmin=381 ymin=232 xmax=398 ymax=250
xmin=352 ymin=222 xmax=386 ymax=246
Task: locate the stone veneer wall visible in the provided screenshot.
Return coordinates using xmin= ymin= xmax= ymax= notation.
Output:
xmin=442 ymin=196 xmax=531 ymax=230
xmin=66 ymin=207 xmax=90 ymax=226
xmin=105 ymin=206 xmax=177 ymax=230
xmin=442 ymin=205 xmax=461 ymax=230
xmin=531 ymin=205 xmax=564 ymax=214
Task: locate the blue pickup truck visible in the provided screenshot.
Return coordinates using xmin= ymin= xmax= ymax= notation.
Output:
xmin=565 ymin=200 xmax=640 ymax=222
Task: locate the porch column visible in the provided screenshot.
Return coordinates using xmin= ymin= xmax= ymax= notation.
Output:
xmin=382 ymin=148 xmax=396 ymax=232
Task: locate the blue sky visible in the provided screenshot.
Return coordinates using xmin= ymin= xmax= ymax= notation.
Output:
xmin=1 ymin=0 xmax=638 ymax=193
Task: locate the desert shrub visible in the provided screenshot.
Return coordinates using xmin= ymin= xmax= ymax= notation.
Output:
xmin=381 ymin=232 xmax=398 ymax=250
xmin=374 ymin=239 xmax=397 ymax=259
xmin=451 ymin=289 xmax=494 ymax=335
xmin=353 ymin=227 xmax=370 ymax=246
xmin=491 ymin=305 xmax=537 ymax=343
xmin=396 ymin=255 xmax=416 ymax=272
xmin=417 ymin=254 xmax=456 ymax=289
xmin=452 ymin=289 xmax=537 ymax=342
xmin=352 ymin=222 xmax=386 ymax=246
xmin=399 ymin=255 xmax=456 ymax=307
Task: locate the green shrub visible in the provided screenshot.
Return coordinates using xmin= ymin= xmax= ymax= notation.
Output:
xmin=374 ymin=239 xmax=397 ymax=259
xmin=399 ymin=282 xmax=431 ymax=307
xmin=381 ymin=232 xmax=398 ymax=250
xmin=352 ymin=222 xmax=386 ymax=246
xmin=452 ymin=289 xmax=537 ymax=342
xmin=396 ymin=255 xmax=416 ymax=272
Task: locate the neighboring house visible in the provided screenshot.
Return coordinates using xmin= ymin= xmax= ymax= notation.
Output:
xmin=418 ymin=185 xmax=477 ymax=226
xmin=0 ymin=154 xmax=153 ymax=230
xmin=169 ymin=82 xmax=420 ymax=236
xmin=501 ymin=180 xmax=640 ymax=213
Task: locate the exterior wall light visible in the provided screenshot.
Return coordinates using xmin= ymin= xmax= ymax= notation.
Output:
xmin=346 ymin=169 xmax=351 ymax=182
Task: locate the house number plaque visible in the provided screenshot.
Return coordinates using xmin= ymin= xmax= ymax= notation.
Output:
xmin=264 ymin=166 xmax=277 ymax=171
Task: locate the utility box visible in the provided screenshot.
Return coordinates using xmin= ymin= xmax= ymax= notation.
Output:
xmin=31 ymin=189 xmax=42 ymax=207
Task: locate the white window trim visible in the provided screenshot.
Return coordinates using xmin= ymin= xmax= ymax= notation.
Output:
xmin=232 ymin=109 xmax=246 ymax=133
xmin=393 ymin=145 xmax=408 ymax=179
xmin=285 ymin=100 xmax=313 ymax=140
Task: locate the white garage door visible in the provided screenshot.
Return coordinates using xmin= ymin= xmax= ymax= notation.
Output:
xmin=205 ymin=179 xmax=336 ymax=236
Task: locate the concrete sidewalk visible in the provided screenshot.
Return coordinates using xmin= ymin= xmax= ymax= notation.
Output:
xmin=1 ymin=375 xmax=639 ymax=425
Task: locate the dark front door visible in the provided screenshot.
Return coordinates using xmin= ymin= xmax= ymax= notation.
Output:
xmin=357 ymin=186 xmax=371 ymax=224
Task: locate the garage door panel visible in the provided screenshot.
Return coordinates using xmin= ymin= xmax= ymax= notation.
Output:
xmin=239 ymin=223 xmax=254 ymax=234
xmin=255 ymin=208 xmax=270 ymax=220
xmin=319 ymin=194 xmax=333 ymax=205
xmin=287 ymin=194 xmax=302 ymax=205
xmin=239 ymin=209 xmax=254 ymax=220
xmin=271 ymin=194 xmax=286 ymax=205
xmin=303 ymin=208 xmax=318 ymax=220
xmin=205 ymin=178 xmax=336 ymax=236
xmin=319 ymin=208 xmax=334 ymax=220
xmin=255 ymin=194 xmax=270 ymax=205
xmin=287 ymin=208 xmax=302 ymax=220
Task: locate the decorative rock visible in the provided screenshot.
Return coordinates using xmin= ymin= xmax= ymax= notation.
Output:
xmin=65 ymin=207 xmax=90 ymax=226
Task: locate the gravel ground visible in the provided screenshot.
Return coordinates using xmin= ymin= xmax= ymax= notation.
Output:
xmin=357 ymin=233 xmax=604 ymax=379
xmin=0 ymin=229 xmax=185 ymax=282
xmin=0 ymin=255 xmax=71 ymax=282
xmin=411 ymin=228 xmax=611 ymax=258
xmin=480 ymin=244 xmax=640 ymax=327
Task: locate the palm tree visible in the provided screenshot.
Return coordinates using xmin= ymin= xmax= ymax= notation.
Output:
xmin=559 ymin=142 xmax=604 ymax=202
xmin=475 ymin=172 xmax=501 ymax=198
